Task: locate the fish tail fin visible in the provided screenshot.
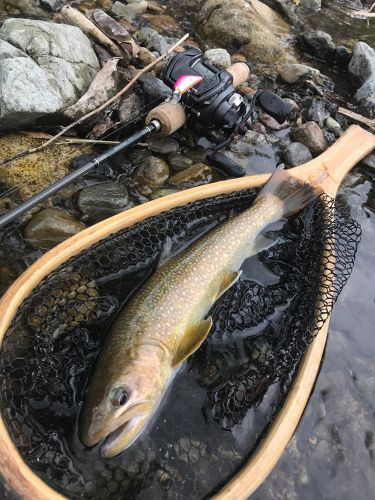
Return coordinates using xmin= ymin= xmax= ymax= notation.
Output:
xmin=258 ymin=164 xmax=323 ymax=217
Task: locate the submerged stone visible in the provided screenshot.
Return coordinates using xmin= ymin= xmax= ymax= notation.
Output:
xmin=24 ymin=208 xmax=85 ymax=249
xmin=169 ymin=163 xmax=212 ymax=188
xmin=284 ymin=142 xmax=313 ymax=167
xmin=77 ymin=182 xmax=130 ymax=221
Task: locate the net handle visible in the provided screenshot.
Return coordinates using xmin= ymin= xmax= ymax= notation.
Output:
xmin=0 ymin=125 xmax=373 ymax=500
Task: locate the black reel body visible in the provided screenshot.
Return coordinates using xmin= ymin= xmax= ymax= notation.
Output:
xmin=164 ymin=48 xmax=249 ymax=136
xmin=163 ymin=48 xmax=295 ymax=178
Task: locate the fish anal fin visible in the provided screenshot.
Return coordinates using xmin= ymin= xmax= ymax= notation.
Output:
xmin=215 ymin=270 xmax=242 ymax=301
xmin=172 ymin=317 xmax=213 ymax=368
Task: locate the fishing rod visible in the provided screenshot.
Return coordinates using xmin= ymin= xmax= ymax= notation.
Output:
xmin=0 ymin=48 xmax=294 ymax=229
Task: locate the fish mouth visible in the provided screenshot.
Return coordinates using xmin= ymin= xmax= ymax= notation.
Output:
xmin=101 ymin=414 xmax=147 ymax=458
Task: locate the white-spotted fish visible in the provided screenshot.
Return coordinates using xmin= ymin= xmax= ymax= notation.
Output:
xmin=80 ymin=166 xmax=321 ymax=458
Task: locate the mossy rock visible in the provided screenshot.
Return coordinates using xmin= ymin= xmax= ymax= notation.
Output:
xmin=0 ymin=134 xmax=94 ymax=200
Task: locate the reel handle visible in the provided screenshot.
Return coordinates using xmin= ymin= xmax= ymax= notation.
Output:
xmin=146 ymin=62 xmax=250 ymax=137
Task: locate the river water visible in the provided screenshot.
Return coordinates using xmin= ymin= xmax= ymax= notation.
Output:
xmin=0 ymin=0 xmax=374 ymax=499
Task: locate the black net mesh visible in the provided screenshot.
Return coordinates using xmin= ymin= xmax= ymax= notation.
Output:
xmin=0 ymin=189 xmax=361 ymax=499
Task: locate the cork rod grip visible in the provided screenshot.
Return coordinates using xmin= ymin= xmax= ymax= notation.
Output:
xmin=146 ymin=63 xmax=250 ymax=137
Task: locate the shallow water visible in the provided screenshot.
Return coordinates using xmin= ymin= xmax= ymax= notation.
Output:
xmin=1 ymin=190 xmax=341 ymax=499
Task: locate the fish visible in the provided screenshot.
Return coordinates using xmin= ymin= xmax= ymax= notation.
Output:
xmin=79 ymin=166 xmax=321 ymax=458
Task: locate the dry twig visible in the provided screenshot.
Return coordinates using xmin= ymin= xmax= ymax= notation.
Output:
xmin=338 ymin=106 xmax=375 ymax=131
xmin=0 ymin=33 xmax=189 ymax=167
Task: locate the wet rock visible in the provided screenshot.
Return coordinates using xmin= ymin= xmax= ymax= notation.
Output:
xmin=40 ymin=0 xmax=65 ymax=11
xmin=196 ymin=0 xmax=297 ymax=65
xmin=134 ymin=27 xmax=158 ymax=45
xmin=167 ymin=153 xmax=193 ymax=172
xmin=303 ymin=99 xmax=329 ymax=127
xmin=139 ymin=74 xmax=171 ymax=99
xmin=169 ymin=163 xmax=212 ymax=188
xmin=334 ymin=46 xmax=351 ymax=70
xmin=284 ymin=142 xmax=313 ymax=167
xmin=111 ymin=1 xmax=147 ymax=21
xmin=150 ymin=187 xmax=180 ymax=199
xmin=348 ymin=42 xmax=375 ymax=118
xmin=137 ymin=47 xmax=156 ymax=66
xmin=298 ymin=31 xmax=336 ymax=62
xmin=300 ymin=0 xmax=322 ymax=14
xmin=134 ymin=156 xmax=170 ymax=188
xmin=77 ymin=182 xmax=130 ymax=221
xmin=0 ymin=135 xmax=93 ymax=200
xmin=0 ymin=19 xmax=100 ymax=131
xmin=324 ymin=117 xmax=341 ymax=136
xmin=118 ymin=93 xmax=143 ymax=123
xmin=260 ymin=112 xmax=288 ymax=130
xmin=24 ymin=208 xmax=85 ymax=249
xmin=148 ymin=138 xmax=179 ymax=155
xmin=361 ymin=153 xmax=375 ymax=169
xmin=147 ymin=33 xmax=173 ymax=55
xmin=291 ymin=121 xmax=327 ymax=154
xmin=204 ymin=48 xmax=231 ymax=70
xmin=279 ymin=63 xmax=320 ymax=84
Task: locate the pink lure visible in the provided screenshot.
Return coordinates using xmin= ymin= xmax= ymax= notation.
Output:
xmin=174 ymin=74 xmax=203 ymax=94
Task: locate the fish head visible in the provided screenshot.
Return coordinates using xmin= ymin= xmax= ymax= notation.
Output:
xmin=80 ymin=345 xmax=171 ymax=458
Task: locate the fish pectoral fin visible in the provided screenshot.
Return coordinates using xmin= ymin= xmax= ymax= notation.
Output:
xmin=215 ymin=270 xmax=242 ymax=301
xmin=172 ymin=317 xmax=213 ymax=368
xmin=249 ymin=234 xmax=275 ymax=257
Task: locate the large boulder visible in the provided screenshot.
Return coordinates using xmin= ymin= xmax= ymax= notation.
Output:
xmin=196 ymin=0 xmax=297 ymax=66
xmin=349 ymin=42 xmax=375 ymax=119
xmin=0 ymin=19 xmax=100 ymax=131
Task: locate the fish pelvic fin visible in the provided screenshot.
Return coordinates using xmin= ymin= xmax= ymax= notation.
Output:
xmin=214 ymin=270 xmax=242 ymax=301
xmin=258 ymin=164 xmax=322 ymax=217
xmin=172 ymin=317 xmax=213 ymax=368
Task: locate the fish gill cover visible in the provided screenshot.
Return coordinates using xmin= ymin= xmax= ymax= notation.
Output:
xmin=0 ymin=189 xmax=361 ymax=499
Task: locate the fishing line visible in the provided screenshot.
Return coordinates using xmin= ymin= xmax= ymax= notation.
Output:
xmin=0 ymin=95 xmax=165 ymax=204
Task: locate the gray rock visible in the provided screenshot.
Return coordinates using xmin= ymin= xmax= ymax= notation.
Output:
xmin=298 ymin=31 xmax=336 ymax=61
xmin=112 ymin=0 xmax=147 ymax=21
xmin=148 ymin=138 xmax=179 ymax=155
xmin=361 ymin=153 xmax=375 ymax=169
xmin=147 ymin=34 xmax=172 ymax=55
xmin=168 ymin=153 xmax=193 ymax=172
xmin=24 ymin=208 xmax=85 ymax=249
xmin=304 ymin=99 xmax=329 ymax=127
xmin=279 ymin=63 xmax=320 ymax=84
xmin=300 ymin=0 xmax=322 ymax=14
xmin=196 ymin=0 xmax=297 ymax=65
xmin=118 ymin=93 xmax=143 ymax=124
xmin=204 ymin=48 xmax=231 ymax=70
xmin=134 ymin=156 xmax=170 ymax=188
xmin=169 ymin=163 xmax=213 ymax=188
xmin=284 ymin=142 xmax=313 ymax=167
xmin=324 ymin=117 xmax=341 ymax=136
xmin=349 ymin=42 xmax=375 ymax=118
xmin=135 ymin=27 xmax=159 ymax=45
xmin=139 ymin=74 xmax=172 ymax=99
xmin=291 ymin=121 xmax=327 ymax=154
xmin=0 ymin=19 xmax=99 ymax=131
xmin=40 ymin=0 xmax=65 ymax=11
xmin=77 ymin=182 xmax=130 ymax=221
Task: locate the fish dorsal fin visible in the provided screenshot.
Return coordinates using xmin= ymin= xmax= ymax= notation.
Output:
xmin=172 ymin=317 xmax=213 ymax=368
xmin=215 ymin=270 xmax=242 ymax=301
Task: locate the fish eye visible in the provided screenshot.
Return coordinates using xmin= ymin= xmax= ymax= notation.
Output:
xmin=110 ymin=387 xmax=129 ymax=407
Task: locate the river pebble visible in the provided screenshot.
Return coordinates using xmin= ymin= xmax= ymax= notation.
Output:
xmin=24 ymin=208 xmax=85 ymax=249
